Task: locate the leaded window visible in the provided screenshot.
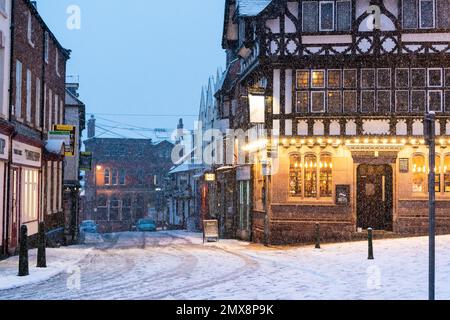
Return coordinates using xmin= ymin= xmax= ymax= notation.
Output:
xmin=319 ymin=154 xmax=333 ymax=197
xmin=304 ymin=154 xmax=318 ymax=198
xmin=289 ymin=154 xmax=302 ymax=197
xmin=412 ymin=155 xmax=426 ymax=193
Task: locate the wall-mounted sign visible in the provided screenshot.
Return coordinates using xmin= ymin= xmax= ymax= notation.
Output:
xmin=53 ymin=125 xmax=76 ymax=157
xmin=236 ymin=166 xmax=251 ymax=181
xmin=336 ymin=185 xmax=351 ymax=206
xmin=12 ymin=140 xmax=41 ymax=168
xmin=399 ymin=158 xmax=409 ymax=173
xmin=205 ymin=173 xmax=216 ymax=182
xmin=79 ymin=152 xmax=93 ymax=171
xmin=0 ymin=133 xmax=9 ymax=161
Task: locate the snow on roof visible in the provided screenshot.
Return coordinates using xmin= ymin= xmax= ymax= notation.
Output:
xmin=237 ymin=0 xmax=272 ymax=17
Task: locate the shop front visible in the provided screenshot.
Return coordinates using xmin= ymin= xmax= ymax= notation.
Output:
xmin=253 ymin=137 xmax=450 ymax=245
xmin=0 ymin=131 xmax=10 ymax=256
xmin=236 ymin=165 xmax=252 ymax=241
xmin=8 ymin=139 xmax=42 ymax=253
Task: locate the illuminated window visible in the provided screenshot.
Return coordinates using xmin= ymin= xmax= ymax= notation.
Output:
xmin=296 ymin=70 xmax=310 ymax=89
xmin=311 ymin=70 xmax=325 ymax=88
xmin=412 ymin=155 xmax=426 ymax=193
xmin=444 ymin=155 xmax=450 ymax=192
xmin=296 ymin=91 xmax=309 ymax=113
xmin=104 ymin=169 xmax=110 ymax=186
xmin=289 ymin=154 xmax=302 ymax=197
xmin=304 ymin=154 xmax=318 ymax=198
xmin=328 ymin=70 xmax=341 ymax=88
xmin=435 ymin=155 xmax=441 ymax=192
xmin=328 ymin=91 xmax=342 ymax=113
xmin=320 ymin=154 xmax=333 ymax=197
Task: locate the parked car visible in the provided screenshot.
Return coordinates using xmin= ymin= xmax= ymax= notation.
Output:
xmin=134 ymin=219 xmax=157 ymax=232
xmin=80 ymin=220 xmax=98 ymax=234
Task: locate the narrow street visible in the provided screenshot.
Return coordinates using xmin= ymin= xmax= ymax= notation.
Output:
xmin=1 ymin=232 xmax=450 ymax=300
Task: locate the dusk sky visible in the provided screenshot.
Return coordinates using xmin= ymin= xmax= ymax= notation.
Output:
xmin=37 ymin=0 xmax=225 ymax=139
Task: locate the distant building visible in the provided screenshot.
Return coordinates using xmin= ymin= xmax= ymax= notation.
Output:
xmin=63 ymin=82 xmax=86 ymax=243
xmin=83 ymin=117 xmax=174 ymax=233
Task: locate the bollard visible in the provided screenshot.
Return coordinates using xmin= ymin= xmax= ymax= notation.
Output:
xmin=368 ymin=228 xmax=374 ymax=260
xmin=18 ymin=225 xmax=29 ymax=277
xmin=37 ymin=222 xmax=47 ymax=268
xmin=315 ymin=223 xmax=321 ymax=249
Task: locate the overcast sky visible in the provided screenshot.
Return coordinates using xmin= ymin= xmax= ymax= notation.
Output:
xmin=37 ymin=0 xmax=225 ymax=139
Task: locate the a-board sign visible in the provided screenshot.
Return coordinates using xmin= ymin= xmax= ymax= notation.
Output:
xmin=203 ymin=220 xmax=219 ymax=243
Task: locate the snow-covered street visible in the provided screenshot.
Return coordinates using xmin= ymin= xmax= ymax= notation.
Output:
xmin=1 ymin=231 xmax=450 ymax=300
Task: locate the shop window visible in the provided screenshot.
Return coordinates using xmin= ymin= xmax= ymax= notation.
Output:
xmin=412 ymin=155 xmax=426 ymax=193
xmin=311 ymin=92 xmax=326 ymax=112
xmin=428 ymin=69 xmax=443 ymax=87
xmin=328 ymin=91 xmax=342 ymax=113
xmin=361 ymin=91 xmax=375 ymax=113
xmin=396 ymin=69 xmax=410 ymax=88
xmin=312 ymin=70 xmax=326 ymax=88
xmin=435 ymin=155 xmax=441 ymax=192
xmin=304 ymin=154 xmax=318 ymax=198
xmin=361 ymin=69 xmax=375 ymax=88
xmin=411 ymin=90 xmax=427 ymax=112
xmin=296 ymin=70 xmax=310 ymax=89
xmin=377 ymin=69 xmax=392 ymax=88
xmin=289 ymin=154 xmax=302 ymax=197
xmin=343 ymin=69 xmax=357 ymax=88
xmin=412 ymin=68 xmax=427 ymax=87
xmin=343 ymin=91 xmax=357 ymax=112
xmin=428 ymin=90 xmax=443 ymax=112
xmin=396 ymin=90 xmax=410 ymax=112
xmin=104 ymin=169 xmax=110 ymax=186
xmin=296 ymin=91 xmax=309 ymax=113
xmin=444 ymin=155 xmax=450 ymax=192
xmin=327 ymin=70 xmax=341 ymax=88
xmin=319 ymin=154 xmax=333 ymax=197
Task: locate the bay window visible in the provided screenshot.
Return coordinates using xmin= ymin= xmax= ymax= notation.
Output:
xmin=289 ymin=154 xmax=302 ymax=197
xmin=319 ymin=154 xmax=333 ymax=197
xmin=412 ymin=155 xmax=426 ymax=193
xmin=296 ymin=70 xmax=310 ymax=89
xmin=312 ymin=70 xmax=326 ymax=88
xmin=328 ymin=91 xmax=342 ymax=113
xmin=304 ymin=154 xmax=318 ymax=198
xmin=296 ymin=91 xmax=309 ymax=113
xmin=403 ymin=0 xmax=437 ymax=29
xmin=302 ymin=1 xmax=352 ymax=32
xmin=311 ymin=91 xmax=326 ymax=112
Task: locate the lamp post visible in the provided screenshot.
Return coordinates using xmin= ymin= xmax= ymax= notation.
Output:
xmin=425 ymin=112 xmax=436 ymax=301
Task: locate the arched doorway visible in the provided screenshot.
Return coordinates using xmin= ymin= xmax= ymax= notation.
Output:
xmin=357 ymin=164 xmax=393 ymax=231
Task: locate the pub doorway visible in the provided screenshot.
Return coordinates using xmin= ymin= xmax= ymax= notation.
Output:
xmin=357 ymin=164 xmax=393 ymax=231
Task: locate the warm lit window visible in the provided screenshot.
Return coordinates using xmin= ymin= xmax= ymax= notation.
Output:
xmin=104 ymin=169 xmax=110 ymax=185
xmin=304 ymin=154 xmax=318 ymax=198
xmin=22 ymin=169 xmax=39 ymax=223
xmin=327 ymin=70 xmax=341 ymax=88
xmin=312 ymin=70 xmax=325 ymax=88
xmin=328 ymin=91 xmax=342 ymax=113
xmin=296 ymin=70 xmax=309 ymax=89
xmin=412 ymin=155 xmax=426 ymax=193
xmin=289 ymin=154 xmax=302 ymax=197
xmin=320 ymin=154 xmax=333 ymax=197
xmin=435 ymin=155 xmax=441 ymax=192
xmin=444 ymin=155 xmax=450 ymax=192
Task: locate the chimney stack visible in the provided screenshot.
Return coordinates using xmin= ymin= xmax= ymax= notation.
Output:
xmin=87 ymin=115 xmax=96 ymax=139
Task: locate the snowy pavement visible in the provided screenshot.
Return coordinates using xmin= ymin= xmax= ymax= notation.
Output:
xmin=0 ymin=231 xmax=450 ymax=300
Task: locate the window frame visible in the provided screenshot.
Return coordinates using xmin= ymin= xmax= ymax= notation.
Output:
xmin=311 ymin=70 xmax=326 ymax=88
xmin=311 ymin=91 xmax=326 ymax=113
xmin=419 ymin=0 xmax=436 ymax=29
xmin=319 ymin=1 xmax=335 ymax=32
xmin=428 ymin=90 xmax=443 ymax=112
xmin=395 ymin=90 xmax=410 ymax=112
xmin=428 ymin=68 xmax=443 ymax=88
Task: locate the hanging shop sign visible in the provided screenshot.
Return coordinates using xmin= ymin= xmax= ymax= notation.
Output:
xmin=80 ymin=152 xmax=93 ymax=171
xmin=53 ymin=125 xmax=76 ymax=157
xmin=236 ymin=166 xmax=251 ymax=181
xmin=205 ymin=173 xmax=216 ymax=182
xmin=12 ymin=140 xmax=41 ymax=168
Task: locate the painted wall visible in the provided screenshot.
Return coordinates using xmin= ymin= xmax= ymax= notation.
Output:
xmin=0 ymin=0 xmax=11 ymax=119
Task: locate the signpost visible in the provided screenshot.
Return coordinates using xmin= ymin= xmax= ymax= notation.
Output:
xmin=203 ymin=220 xmax=219 ymax=243
xmin=425 ymin=112 xmax=436 ymax=301
xmin=79 ymin=152 xmax=93 ymax=171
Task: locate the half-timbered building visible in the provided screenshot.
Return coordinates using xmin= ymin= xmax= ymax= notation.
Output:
xmin=218 ymin=0 xmax=450 ymax=244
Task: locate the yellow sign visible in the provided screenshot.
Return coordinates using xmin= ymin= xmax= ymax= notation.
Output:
xmin=53 ymin=124 xmax=77 ymax=157
xmin=54 ymin=124 xmax=76 ymax=132
xmin=205 ymin=173 xmax=216 ymax=182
